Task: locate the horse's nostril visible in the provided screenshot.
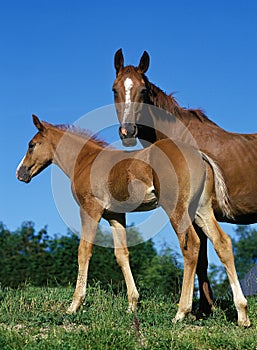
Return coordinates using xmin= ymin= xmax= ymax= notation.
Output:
xmin=118 ymin=125 xmax=138 ymax=147
xmin=121 ymin=127 xmax=128 ymax=136
xmin=121 ymin=124 xmax=137 ymax=137
xmin=133 ymin=125 xmax=138 ymax=137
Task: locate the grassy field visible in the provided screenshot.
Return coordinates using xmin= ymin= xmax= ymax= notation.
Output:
xmin=0 ymin=283 xmax=256 ymax=350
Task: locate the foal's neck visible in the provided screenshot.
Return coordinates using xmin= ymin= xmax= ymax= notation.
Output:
xmin=52 ymin=128 xmax=102 ymax=178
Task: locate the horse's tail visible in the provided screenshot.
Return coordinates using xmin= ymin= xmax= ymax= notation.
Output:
xmin=200 ymin=152 xmax=234 ymax=219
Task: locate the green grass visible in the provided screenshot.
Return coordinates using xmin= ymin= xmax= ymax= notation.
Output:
xmin=0 ymin=283 xmax=256 ymax=349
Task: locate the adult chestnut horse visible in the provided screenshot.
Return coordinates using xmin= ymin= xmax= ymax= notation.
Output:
xmin=16 ymin=115 xmax=250 ymax=326
xmin=113 ymin=48 xmax=257 ymax=312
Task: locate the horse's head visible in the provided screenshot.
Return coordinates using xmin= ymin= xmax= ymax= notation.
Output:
xmin=16 ymin=115 xmax=53 ymax=183
xmin=113 ymin=48 xmax=151 ymax=146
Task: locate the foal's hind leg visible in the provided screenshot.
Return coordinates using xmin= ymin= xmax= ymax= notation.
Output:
xmin=108 ymin=213 xmax=139 ymax=312
xmin=195 ymin=210 xmax=250 ymax=327
xmin=172 ymin=222 xmax=200 ymax=322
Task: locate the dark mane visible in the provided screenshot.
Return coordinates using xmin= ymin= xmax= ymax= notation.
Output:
xmin=51 ymin=123 xmax=110 ymax=148
xmin=144 ymin=76 xmax=218 ymax=126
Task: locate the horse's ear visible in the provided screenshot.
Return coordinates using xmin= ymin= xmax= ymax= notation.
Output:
xmin=138 ymin=51 xmax=150 ymax=74
xmin=32 ymin=114 xmax=46 ymax=134
xmin=114 ymin=48 xmax=124 ymax=75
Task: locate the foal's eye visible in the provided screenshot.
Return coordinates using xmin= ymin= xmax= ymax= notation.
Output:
xmin=112 ymin=88 xmax=118 ymax=95
xmin=28 ymin=143 xmax=36 ymax=152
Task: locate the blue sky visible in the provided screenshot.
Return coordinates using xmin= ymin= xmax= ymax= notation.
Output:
xmin=1 ymin=1 xmax=256 ymax=265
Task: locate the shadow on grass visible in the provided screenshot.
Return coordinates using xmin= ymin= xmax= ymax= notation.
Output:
xmin=192 ymin=297 xmax=238 ymax=323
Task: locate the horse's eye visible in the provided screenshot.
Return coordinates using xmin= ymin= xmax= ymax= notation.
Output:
xmin=140 ymin=88 xmax=147 ymax=95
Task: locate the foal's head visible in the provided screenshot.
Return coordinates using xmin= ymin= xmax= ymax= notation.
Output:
xmin=113 ymin=48 xmax=151 ymax=146
xmin=16 ymin=115 xmax=54 ymax=183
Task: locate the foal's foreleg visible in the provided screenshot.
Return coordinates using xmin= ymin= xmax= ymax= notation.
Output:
xmin=173 ymin=223 xmax=200 ymax=322
xmin=109 ymin=214 xmax=139 ymax=312
xmin=67 ymin=239 xmax=95 ymax=313
xmin=67 ymin=209 xmax=100 ymax=314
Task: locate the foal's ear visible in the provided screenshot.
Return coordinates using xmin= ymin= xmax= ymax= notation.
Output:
xmin=138 ymin=51 xmax=150 ymax=74
xmin=32 ymin=114 xmax=46 ymax=134
xmin=114 ymin=48 xmax=124 ymax=75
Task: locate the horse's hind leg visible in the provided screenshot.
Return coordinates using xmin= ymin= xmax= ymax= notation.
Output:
xmin=172 ymin=222 xmax=200 ymax=322
xmin=108 ymin=213 xmax=139 ymax=312
xmin=194 ymin=223 xmax=214 ymax=314
xmin=195 ymin=209 xmax=250 ymax=327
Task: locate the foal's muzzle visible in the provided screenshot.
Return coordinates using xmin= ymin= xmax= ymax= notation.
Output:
xmin=119 ymin=124 xmax=138 ymax=147
xmin=16 ymin=165 xmax=31 ymax=183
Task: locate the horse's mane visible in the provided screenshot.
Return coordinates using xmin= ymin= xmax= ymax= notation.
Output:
xmin=48 ymin=123 xmax=110 ymax=148
xmin=144 ymin=76 xmax=218 ymax=126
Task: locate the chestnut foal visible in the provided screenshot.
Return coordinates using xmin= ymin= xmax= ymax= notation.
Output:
xmin=16 ymin=115 xmax=250 ymax=326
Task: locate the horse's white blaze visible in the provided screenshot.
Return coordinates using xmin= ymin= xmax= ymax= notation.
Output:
xmin=16 ymin=156 xmax=26 ymax=176
xmin=123 ymin=77 xmax=133 ymax=123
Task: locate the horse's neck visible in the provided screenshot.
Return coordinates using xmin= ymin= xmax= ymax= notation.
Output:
xmin=148 ymin=82 xmax=181 ymax=116
xmin=145 ymin=85 xmax=193 ymax=146
xmin=52 ymin=130 xmax=100 ymax=178
xmin=147 ymin=82 xmax=221 ymax=145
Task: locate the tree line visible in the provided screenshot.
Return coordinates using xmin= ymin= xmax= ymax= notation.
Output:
xmin=0 ymin=222 xmax=182 ymax=298
xmin=0 ymin=221 xmax=256 ymax=298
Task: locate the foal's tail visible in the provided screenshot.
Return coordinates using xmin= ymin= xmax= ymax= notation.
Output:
xmin=200 ymin=152 xmax=234 ymax=219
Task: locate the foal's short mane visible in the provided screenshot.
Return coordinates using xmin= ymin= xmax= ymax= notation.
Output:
xmin=144 ymin=75 xmax=218 ymax=126
xmin=48 ymin=122 xmax=109 ymax=148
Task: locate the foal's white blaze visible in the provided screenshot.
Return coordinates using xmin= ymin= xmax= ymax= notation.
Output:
xmin=16 ymin=156 xmax=26 ymax=177
xmin=123 ymin=77 xmax=134 ymax=123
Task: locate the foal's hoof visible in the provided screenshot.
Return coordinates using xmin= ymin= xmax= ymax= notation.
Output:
xmin=66 ymin=304 xmax=78 ymax=314
xmin=238 ymin=317 xmax=251 ymax=328
xmin=127 ymin=303 xmax=137 ymax=313
xmin=66 ymin=307 xmax=76 ymax=314
xmin=172 ymin=311 xmax=185 ymax=323
xmin=172 ymin=311 xmax=196 ymax=324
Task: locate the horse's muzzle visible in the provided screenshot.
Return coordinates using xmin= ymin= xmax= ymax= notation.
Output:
xmin=16 ymin=165 xmax=31 ymax=183
xmin=119 ymin=124 xmax=138 ymax=147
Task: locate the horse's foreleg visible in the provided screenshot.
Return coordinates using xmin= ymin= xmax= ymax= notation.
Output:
xmin=108 ymin=213 xmax=139 ymax=312
xmin=173 ymin=223 xmax=200 ymax=322
xmin=67 ymin=207 xmax=100 ymax=314
xmin=194 ymin=223 xmax=214 ymax=314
